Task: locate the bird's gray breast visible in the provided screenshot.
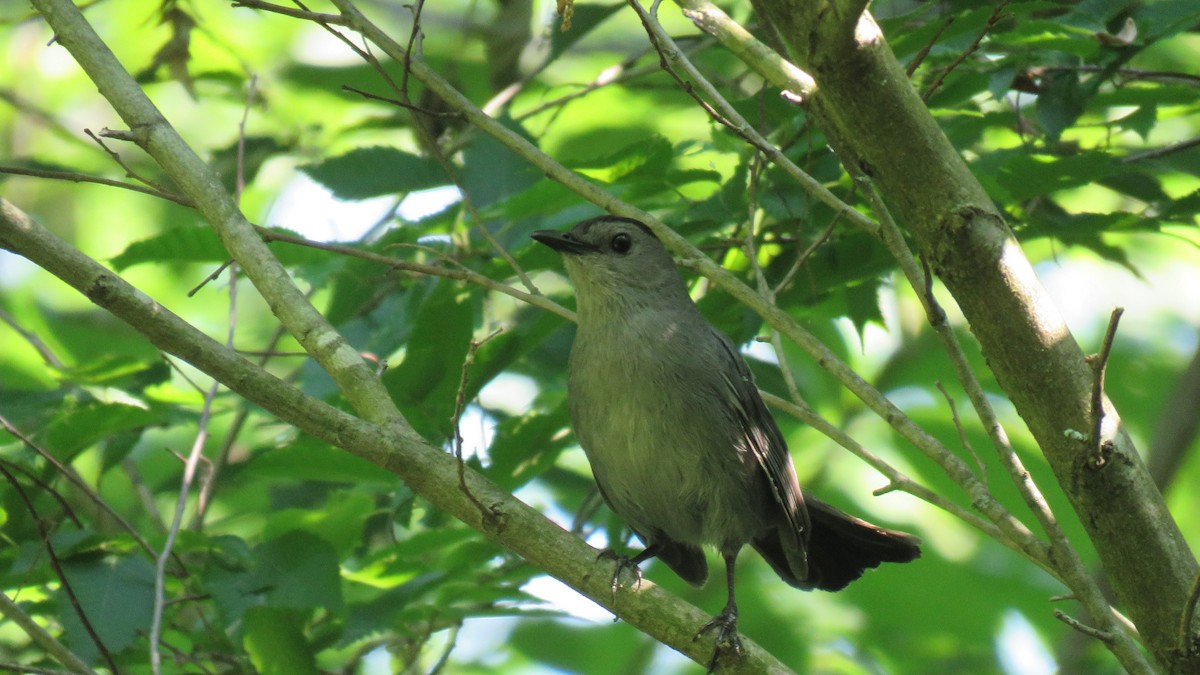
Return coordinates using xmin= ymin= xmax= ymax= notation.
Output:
xmin=567 ymin=310 xmax=768 ymax=549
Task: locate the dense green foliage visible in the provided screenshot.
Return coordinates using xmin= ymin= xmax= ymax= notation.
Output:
xmin=1 ymin=0 xmax=1198 ymax=672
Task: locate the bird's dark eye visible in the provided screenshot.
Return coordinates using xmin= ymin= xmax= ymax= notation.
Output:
xmin=611 ymin=233 xmax=632 ymax=253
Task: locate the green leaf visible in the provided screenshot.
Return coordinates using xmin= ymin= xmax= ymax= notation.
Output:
xmin=244 ymin=606 xmax=320 ymax=675
xmin=1035 ymin=71 xmax=1088 ymax=142
xmin=54 ymin=354 xmax=169 ymax=390
xmin=300 ymin=146 xmax=447 ymax=200
xmin=569 ymin=135 xmax=673 ymax=183
xmin=245 ymin=437 xmax=396 ymax=484
xmin=487 ymin=402 xmax=574 ymax=490
xmin=253 ymin=530 xmax=344 ymax=613
xmin=110 ymin=226 xmax=230 ymax=270
xmin=1133 ymin=0 xmax=1200 ymax=41
xmin=548 ymin=3 xmax=624 ymax=62
xmin=1116 ymin=102 xmax=1157 ymax=140
xmin=262 ymin=490 xmax=378 ymax=558
xmin=210 ymin=136 xmax=293 ymax=194
xmin=59 ymin=553 xmax=155 ymax=661
xmin=996 ymin=151 xmax=1119 ymax=200
xmin=460 ymin=116 xmax=542 ymax=208
xmin=383 ymin=278 xmax=477 ymax=441
xmin=844 ymin=279 xmax=885 ymax=339
xmin=42 ymin=400 xmax=166 ymax=463
xmin=511 ymin=618 xmax=656 ymax=675
xmin=111 ymin=225 xmax=335 ymax=270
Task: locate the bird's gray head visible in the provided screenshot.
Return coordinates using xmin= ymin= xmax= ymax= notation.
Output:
xmin=531 ymin=216 xmax=692 ymax=314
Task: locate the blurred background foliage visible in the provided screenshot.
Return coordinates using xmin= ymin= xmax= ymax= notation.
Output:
xmin=0 ymin=0 xmax=1198 ymax=673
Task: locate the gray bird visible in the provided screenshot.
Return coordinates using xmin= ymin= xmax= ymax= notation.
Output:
xmin=532 ymin=216 xmax=920 ymax=666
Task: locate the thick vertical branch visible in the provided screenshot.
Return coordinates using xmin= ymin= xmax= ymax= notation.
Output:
xmin=743 ymin=0 xmax=1197 ymax=670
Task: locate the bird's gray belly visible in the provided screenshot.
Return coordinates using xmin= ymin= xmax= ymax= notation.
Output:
xmin=572 ymin=384 xmax=766 ymax=549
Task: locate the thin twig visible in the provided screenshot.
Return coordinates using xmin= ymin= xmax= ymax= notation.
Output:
xmin=0 ymin=165 xmax=193 ymax=207
xmin=1038 ymin=64 xmax=1200 ymax=87
xmin=743 ymin=154 xmax=769 ymax=295
xmin=772 ymin=190 xmax=850 ymax=296
xmin=187 ymin=259 xmax=235 ymax=297
xmin=922 ymin=1 xmax=1011 ymax=101
xmin=1181 ymin=573 xmax=1200 ymax=656
xmin=0 ymin=463 xmax=117 ymax=673
xmin=0 ymin=307 xmax=65 ymax=368
xmin=631 ymin=0 xmax=738 ymax=129
xmin=626 ymin=0 xmax=877 ymax=235
xmin=451 ymin=327 xmax=504 ymax=526
xmin=253 ymin=225 xmax=574 ymax=321
xmin=84 ymin=128 xmax=179 ymax=195
xmin=1087 ymin=307 xmax=1124 ymax=467
xmin=341 ymin=84 xmax=462 ymax=117
xmin=0 ymin=414 xmax=162 ymax=561
xmin=0 ymin=457 xmax=82 ymax=528
xmin=906 ymin=15 xmax=955 ymax=77
xmin=150 ymin=262 xmax=237 ymax=675
xmin=510 ymin=48 xmax=664 ymax=121
xmin=1120 ymin=137 xmax=1200 ymax=163
xmin=758 ymin=391 xmax=1052 ymax=569
xmin=1055 ymin=610 xmax=1116 ymax=644
xmin=313 ymin=3 xmax=541 ymax=297
xmin=232 ymin=0 xmax=347 ymax=24
xmin=936 ymin=381 xmax=986 ymax=481
xmin=0 ymin=593 xmax=96 ymax=674
xmin=0 ymin=661 xmax=88 ymax=675
xmin=235 ymin=75 xmax=257 ymax=203
xmin=857 ymin=178 xmax=1145 ymax=663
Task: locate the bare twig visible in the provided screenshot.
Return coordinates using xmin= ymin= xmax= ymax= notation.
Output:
xmin=772 ymin=192 xmax=849 ymax=296
xmin=451 ymin=328 xmax=504 ymax=526
xmin=1121 ymin=137 xmax=1200 ymax=164
xmin=1086 ymin=307 xmax=1124 ymax=467
xmin=0 ymin=462 xmax=117 ymax=673
xmin=0 ymin=414 xmax=162 ymax=561
xmin=235 ymin=75 xmax=257 ymax=203
xmin=0 ymin=592 xmax=96 ymax=675
xmin=906 ymin=15 xmax=955 ymax=77
xmin=627 ymin=0 xmax=877 ymax=235
xmin=309 ymin=3 xmax=541 ymax=297
xmin=150 ymin=262 xmax=236 ymax=675
xmin=0 ymin=457 xmax=82 ymax=528
xmin=758 ymin=391 xmax=1051 ymax=567
xmin=922 ymin=1 xmax=1011 ymax=101
xmin=253 ymin=225 xmax=574 ymax=320
xmin=341 ymin=84 xmax=462 ymax=118
xmin=1056 ymin=610 xmax=1116 ymax=645
xmin=232 ymin=0 xmax=347 ymax=24
xmin=0 ymin=307 xmax=65 ymax=368
xmin=631 ymin=0 xmax=738 ymax=129
xmin=187 ymin=259 xmax=236 ymax=297
xmin=1037 ymin=64 xmax=1200 ymax=88
xmin=84 ymin=127 xmax=179 ymax=195
xmin=0 ymin=165 xmax=193 ymax=207
xmin=936 ymin=381 xmax=986 ymax=481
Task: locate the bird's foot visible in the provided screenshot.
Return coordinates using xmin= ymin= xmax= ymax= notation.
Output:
xmin=694 ymin=604 xmax=742 ymax=672
xmin=595 ymin=549 xmax=644 ymax=605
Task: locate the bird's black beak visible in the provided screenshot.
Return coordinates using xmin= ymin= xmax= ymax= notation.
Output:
xmin=531 ymin=230 xmax=600 ymax=255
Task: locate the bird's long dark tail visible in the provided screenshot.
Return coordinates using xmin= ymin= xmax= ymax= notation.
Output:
xmin=753 ymin=495 xmax=921 ymax=592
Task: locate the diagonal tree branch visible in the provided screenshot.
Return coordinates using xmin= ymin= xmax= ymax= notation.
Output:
xmin=31 ymin=0 xmax=402 ymax=432
xmin=0 ymin=197 xmax=794 ymax=672
xmin=735 ymin=0 xmax=1194 ymax=671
